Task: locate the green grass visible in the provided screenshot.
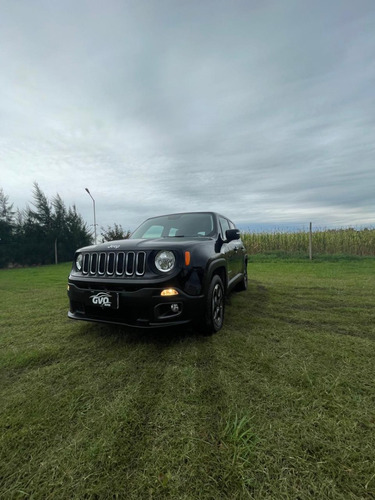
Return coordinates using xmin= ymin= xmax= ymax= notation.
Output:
xmin=1 ymin=259 xmax=375 ymax=499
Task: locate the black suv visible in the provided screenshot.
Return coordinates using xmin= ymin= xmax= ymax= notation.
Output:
xmin=67 ymin=212 xmax=247 ymax=333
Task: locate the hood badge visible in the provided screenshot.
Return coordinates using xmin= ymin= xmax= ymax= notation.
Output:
xmin=107 ymin=244 xmax=120 ymax=249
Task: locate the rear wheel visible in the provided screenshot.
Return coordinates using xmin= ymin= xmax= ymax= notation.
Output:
xmin=197 ymin=275 xmax=225 ymax=335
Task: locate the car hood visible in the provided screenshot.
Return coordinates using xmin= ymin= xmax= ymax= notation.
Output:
xmin=77 ymin=237 xmax=215 ymax=253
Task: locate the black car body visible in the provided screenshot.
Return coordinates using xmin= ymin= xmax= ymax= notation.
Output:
xmin=67 ymin=212 xmax=247 ymax=333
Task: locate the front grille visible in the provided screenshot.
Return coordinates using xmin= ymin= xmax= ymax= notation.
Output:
xmin=81 ymin=251 xmax=146 ymax=277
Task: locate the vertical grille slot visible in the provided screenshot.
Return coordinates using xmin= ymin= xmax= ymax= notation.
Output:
xmin=107 ymin=252 xmax=115 ymax=275
xmin=90 ymin=253 xmax=98 ymax=274
xmin=83 ymin=253 xmax=89 ymax=274
xmin=126 ymin=252 xmax=135 ymax=275
xmin=116 ymin=252 xmax=125 ymax=275
xmin=136 ymin=252 xmax=146 ymax=276
xmin=98 ymin=253 xmax=106 ymax=275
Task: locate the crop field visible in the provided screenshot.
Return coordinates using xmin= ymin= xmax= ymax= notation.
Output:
xmin=1 ymin=258 xmax=375 ymax=499
xmin=243 ymin=227 xmax=375 ymax=257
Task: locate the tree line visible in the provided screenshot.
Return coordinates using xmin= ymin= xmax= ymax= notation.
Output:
xmin=0 ymin=183 xmax=93 ymax=268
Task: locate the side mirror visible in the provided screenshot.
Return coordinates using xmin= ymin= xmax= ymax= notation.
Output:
xmin=225 ymin=228 xmax=240 ymax=242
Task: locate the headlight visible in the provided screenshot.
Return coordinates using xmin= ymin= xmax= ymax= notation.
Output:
xmin=155 ymin=250 xmax=175 ymax=272
xmin=75 ymin=253 xmax=83 ymax=271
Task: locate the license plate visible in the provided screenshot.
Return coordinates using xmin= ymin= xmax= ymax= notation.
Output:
xmin=88 ymin=291 xmax=119 ymax=309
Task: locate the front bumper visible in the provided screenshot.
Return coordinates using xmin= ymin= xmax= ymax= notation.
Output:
xmin=67 ymin=282 xmax=205 ymax=328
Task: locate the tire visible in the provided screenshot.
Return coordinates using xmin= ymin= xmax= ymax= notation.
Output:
xmin=236 ymin=261 xmax=248 ymax=292
xmin=197 ymin=275 xmax=225 ymax=335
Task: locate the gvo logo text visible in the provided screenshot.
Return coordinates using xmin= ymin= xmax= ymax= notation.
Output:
xmin=90 ymin=292 xmax=112 ymax=307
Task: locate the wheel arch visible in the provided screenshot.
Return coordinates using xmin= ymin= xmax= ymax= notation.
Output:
xmin=204 ymin=259 xmax=228 ymax=294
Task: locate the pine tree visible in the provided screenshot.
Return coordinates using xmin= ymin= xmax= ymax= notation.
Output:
xmin=0 ymin=188 xmax=15 ymax=267
xmin=0 ymin=183 xmax=93 ymax=267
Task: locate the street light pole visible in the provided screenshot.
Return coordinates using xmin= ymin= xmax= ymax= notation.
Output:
xmin=85 ymin=188 xmax=97 ymax=244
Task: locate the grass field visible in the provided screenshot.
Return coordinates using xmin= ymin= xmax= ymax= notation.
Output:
xmin=1 ymin=259 xmax=375 ymax=499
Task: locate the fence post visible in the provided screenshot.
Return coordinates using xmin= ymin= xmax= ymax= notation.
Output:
xmin=309 ymin=222 xmax=313 ymax=260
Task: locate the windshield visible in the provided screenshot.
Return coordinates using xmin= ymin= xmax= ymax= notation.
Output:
xmin=130 ymin=213 xmax=216 ymax=239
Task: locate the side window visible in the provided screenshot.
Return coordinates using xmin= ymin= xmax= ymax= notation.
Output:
xmin=229 ymin=220 xmax=236 ymax=230
xmin=219 ymin=217 xmax=230 ymax=240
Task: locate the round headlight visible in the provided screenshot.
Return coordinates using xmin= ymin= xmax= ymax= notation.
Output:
xmin=76 ymin=253 xmax=83 ymax=271
xmin=155 ymin=250 xmax=175 ymax=273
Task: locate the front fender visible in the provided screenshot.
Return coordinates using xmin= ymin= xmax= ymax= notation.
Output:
xmin=203 ymin=258 xmax=228 ymax=294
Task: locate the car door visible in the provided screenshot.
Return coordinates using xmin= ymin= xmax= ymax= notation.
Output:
xmin=228 ymin=220 xmax=245 ymax=277
xmin=219 ymin=216 xmax=236 ymax=284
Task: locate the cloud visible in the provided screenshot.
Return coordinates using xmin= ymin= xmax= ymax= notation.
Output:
xmin=1 ymin=0 xmax=375 ymax=230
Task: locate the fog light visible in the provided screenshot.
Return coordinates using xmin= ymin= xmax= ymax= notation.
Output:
xmin=170 ymin=303 xmax=180 ymax=313
xmin=161 ymin=288 xmax=179 ymax=296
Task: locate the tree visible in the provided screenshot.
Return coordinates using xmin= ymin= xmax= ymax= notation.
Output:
xmin=21 ymin=183 xmax=55 ymax=265
xmin=29 ymin=182 xmax=53 ymax=228
xmin=0 ymin=188 xmax=15 ymax=224
xmin=64 ymin=205 xmax=92 ymax=260
xmin=101 ymin=223 xmax=131 ymax=242
xmin=0 ymin=188 xmax=15 ymax=267
xmin=52 ymin=194 xmax=68 ymax=264
xmin=0 ymin=183 xmax=92 ymax=268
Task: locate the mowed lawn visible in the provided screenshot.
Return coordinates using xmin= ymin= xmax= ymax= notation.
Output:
xmin=1 ymin=258 xmax=374 ymax=499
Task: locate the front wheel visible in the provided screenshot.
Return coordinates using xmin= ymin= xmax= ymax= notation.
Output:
xmin=197 ymin=275 xmax=225 ymax=335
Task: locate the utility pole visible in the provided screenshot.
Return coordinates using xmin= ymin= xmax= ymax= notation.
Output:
xmin=85 ymin=188 xmax=97 ymax=244
xmin=309 ymin=222 xmax=313 ymax=260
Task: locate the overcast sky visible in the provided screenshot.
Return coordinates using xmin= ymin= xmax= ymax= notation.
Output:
xmin=1 ymin=0 xmax=374 ymax=233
